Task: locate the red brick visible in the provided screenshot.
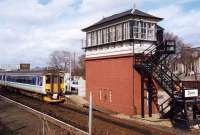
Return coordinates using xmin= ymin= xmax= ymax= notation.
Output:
xmin=85 ymin=55 xmax=158 ymax=115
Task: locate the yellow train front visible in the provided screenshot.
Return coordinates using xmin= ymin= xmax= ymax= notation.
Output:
xmin=0 ymin=70 xmax=66 ymax=103
xmin=43 ymin=70 xmax=66 ymax=103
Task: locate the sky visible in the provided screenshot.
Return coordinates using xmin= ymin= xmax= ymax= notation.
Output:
xmin=0 ymin=0 xmax=200 ymax=68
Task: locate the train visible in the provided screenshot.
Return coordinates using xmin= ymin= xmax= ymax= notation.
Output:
xmin=0 ymin=70 xmax=67 ymax=103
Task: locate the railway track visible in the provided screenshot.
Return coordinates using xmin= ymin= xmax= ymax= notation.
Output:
xmin=0 ymin=90 xmax=189 ymax=135
xmin=0 ymin=94 xmax=88 ymax=135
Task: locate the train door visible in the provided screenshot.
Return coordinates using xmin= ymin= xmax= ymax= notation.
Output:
xmin=45 ymin=75 xmax=59 ymax=98
xmin=46 ymin=75 xmax=59 ymax=91
xmin=45 ymin=75 xmax=51 ymax=93
xmin=51 ymin=75 xmax=60 ymax=94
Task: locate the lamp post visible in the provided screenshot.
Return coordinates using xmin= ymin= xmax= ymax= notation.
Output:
xmin=69 ymin=55 xmax=72 ymax=93
xmin=64 ymin=55 xmax=72 ymax=93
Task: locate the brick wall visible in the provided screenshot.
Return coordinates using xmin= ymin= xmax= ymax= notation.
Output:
xmin=85 ymin=56 xmax=157 ymax=115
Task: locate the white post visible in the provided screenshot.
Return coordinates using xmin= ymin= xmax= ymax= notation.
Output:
xmin=69 ymin=55 xmax=72 ymax=93
xmin=64 ymin=56 xmax=72 ymax=93
xmin=88 ymin=92 xmax=93 ymax=135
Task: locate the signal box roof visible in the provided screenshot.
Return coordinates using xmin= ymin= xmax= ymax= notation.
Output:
xmin=82 ymin=9 xmax=163 ymax=31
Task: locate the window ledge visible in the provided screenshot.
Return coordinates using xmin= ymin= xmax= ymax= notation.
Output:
xmin=83 ymin=38 xmax=156 ymax=49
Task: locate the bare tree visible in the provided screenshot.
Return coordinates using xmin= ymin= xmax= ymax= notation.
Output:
xmin=164 ymin=32 xmax=185 ymax=49
xmin=48 ymin=50 xmax=85 ymax=77
xmin=163 ymin=32 xmax=185 ymax=69
xmin=191 ymin=49 xmax=200 ymax=80
xmin=164 ymin=32 xmax=198 ymax=77
xmin=48 ymin=50 xmax=71 ymax=70
xmin=180 ymin=47 xmax=194 ymax=76
xmin=73 ymin=54 xmax=85 ymax=78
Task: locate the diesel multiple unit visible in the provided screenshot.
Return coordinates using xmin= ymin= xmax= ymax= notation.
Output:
xmin=0 ymin=70 xmax=66 ymax=103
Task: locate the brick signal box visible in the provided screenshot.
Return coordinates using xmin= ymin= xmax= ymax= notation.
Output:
xmin=82 ymin=9 xmax=163 ymax=115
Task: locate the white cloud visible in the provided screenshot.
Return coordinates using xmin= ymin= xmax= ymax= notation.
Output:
xmin=149 ymin=4 xmax=200 ymax=45
xmin=0 ymin=0 xmax=74 ymax=22
xmin=0 ymin=0 xmax=200 ymax=68
xmin=0 ymin=0 xmax=84 ymax=67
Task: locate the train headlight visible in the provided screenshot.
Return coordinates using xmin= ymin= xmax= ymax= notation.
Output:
xmin=52 ymin=94 xmax=58 ymax=99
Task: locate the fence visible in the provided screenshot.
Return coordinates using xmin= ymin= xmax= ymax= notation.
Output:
xmin=183 ymin=81 xmax=200 ymax=90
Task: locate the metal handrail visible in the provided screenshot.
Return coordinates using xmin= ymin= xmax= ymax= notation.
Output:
xmin=159 ymin=97 xmax=170 ymax=112
xmin=155 ymin=65 xmax=184 ymax=94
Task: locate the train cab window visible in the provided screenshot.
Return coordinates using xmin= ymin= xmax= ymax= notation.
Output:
xmin=46 ymin=75 xmax=50 ymax=84
xmin=54 ymin=76 xmax=59 ymax=84
xmin=60 ymin=77 xmax=64 ymax=84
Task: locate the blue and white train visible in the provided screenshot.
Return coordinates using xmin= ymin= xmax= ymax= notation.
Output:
xmin=0 ymin=70 xmax=66 ymax=103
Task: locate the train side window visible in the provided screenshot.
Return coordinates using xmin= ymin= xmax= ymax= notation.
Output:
xmin=6 ymin=76 xmax=9 ymax=81
xmin=12 ymin=76 xmax=15 ymax=82
xmin=26 ymin=76 xmax=30 ymax=84
xmin=32 ymin=76 xmax=36 ymax=85
xmin=7 ymin=76 xmax=12 ymax=82
xmin=46 ymin=75 xmax=50 ymax=84
xmin=16 ymin=77 xmax=21 ymax=83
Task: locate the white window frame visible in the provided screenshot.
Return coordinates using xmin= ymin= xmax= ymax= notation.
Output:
xmin=87 ymin=33 xmax=91 ymax=47
xmin=133 ymin=20 xmax=156 ymax=41
xmin=109 ymin=26 xmax=115 ymax=42
xmin=116 ymin=24 xmax=122 ymax=41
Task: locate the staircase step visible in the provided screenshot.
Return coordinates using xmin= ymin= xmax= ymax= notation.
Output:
xmin=134 ymin=40 xmax=200 ymax=129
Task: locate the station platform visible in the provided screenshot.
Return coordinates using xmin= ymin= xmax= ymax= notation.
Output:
xmin=0 ymin=97 xmax=66 ymax=135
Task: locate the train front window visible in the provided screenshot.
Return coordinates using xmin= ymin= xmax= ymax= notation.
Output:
xmin=60 ymin=77 xmax=64 ymax=84
xmin=46 ymin=75 xmax=50 ymax=84
xmin=53 ymin=76 xmax=59 ymax=84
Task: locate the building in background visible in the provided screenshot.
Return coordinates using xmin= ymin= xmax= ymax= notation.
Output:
xmin=0 ymin=64 xmax=18 ymax=71
xmin=82 ymin=8 xmax=163 ymax=115
xmin=74 ymin=77 xmax=86 ymax=97
xmin=171 ymin=47 xmax=200 ymax=81
xmin=20 ymin=64 xmax=30 ymax=71
xmin=65 ymin=73 xmax=86 ymax=97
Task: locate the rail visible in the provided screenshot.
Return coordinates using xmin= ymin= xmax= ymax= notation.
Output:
xmin=0 ymin=94 xmax=88 ymax=135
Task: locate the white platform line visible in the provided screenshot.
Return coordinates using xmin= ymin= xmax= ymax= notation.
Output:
xmin=0 ymin=95 xmax=88 ymax=135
